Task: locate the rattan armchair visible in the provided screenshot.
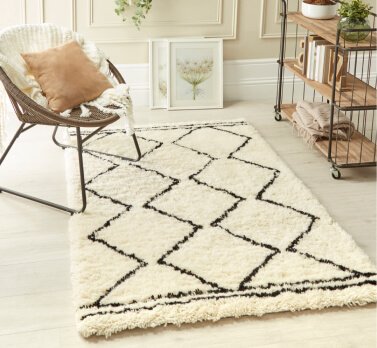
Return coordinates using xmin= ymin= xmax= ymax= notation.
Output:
xmin=0 ymin=60 xmax=141 ymax=215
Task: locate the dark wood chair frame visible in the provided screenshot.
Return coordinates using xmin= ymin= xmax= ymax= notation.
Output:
xmin=0 ymin=60 xmax=141 ymax=215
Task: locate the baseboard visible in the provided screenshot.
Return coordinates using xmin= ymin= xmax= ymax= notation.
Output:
xmin=1 ymin=59 xmax=375 ymax=109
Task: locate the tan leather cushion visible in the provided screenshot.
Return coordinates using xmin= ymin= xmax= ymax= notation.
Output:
xmin=21 ymin=41 xmax=112 ymax=113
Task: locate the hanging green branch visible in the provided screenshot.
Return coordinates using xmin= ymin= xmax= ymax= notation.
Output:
xmin=114 ymin=0 xmax=153 ymax=29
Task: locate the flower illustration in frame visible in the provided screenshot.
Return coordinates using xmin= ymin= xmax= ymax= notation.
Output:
xmin=168 ymin=39 xmax=223 ymax=110
xmin=176 ymin=58 xmax=214 ymax=100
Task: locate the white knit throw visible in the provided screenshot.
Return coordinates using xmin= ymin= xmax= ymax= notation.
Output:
xmin=0 ymin=24 xmax=134 ymax=134
xmin=292 ymin=101 xmax=355 ymax=145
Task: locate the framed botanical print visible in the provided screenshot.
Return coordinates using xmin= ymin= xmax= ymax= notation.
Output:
xmin=149 ymin=39 xmax=168 ymax=109
xmin=167 ymin=38 xmax=223 ymax=110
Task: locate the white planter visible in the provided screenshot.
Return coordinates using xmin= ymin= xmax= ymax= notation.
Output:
xmin=301 ymin=1 xmax=338 ymax=20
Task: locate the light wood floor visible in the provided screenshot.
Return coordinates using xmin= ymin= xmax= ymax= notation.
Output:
xmin=0 ymin=102 xmax=375 ymax=348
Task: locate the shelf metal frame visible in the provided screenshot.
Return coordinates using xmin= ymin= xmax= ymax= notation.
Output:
xmin=275 ymin=0 xmax=377 ymax=178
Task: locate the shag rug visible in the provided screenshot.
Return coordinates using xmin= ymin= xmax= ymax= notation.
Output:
xmin=65 ymin=120 xmax=377 ymax=337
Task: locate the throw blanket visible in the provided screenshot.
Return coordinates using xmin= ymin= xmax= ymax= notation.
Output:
xmin=0 ymin=24 xmax=134 ymax=134
xmin=293 ymin=100 xmax=355 ymax=144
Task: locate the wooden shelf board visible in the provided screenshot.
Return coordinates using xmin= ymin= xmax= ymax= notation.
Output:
xmin=284 ymin=59 xmax=377 ymax=109
xmin=288 ymin=12 xmax=377 ymax=50
xmin=281 ymin=104 xmax=377 ymax=165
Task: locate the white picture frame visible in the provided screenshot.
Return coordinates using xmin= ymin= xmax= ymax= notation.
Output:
xmin=167 ymin=38 xmax=223 ymax=110
xmin=149 ymin=39 xmax=168 ymax=109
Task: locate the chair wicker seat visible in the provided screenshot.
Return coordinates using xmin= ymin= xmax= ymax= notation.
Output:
xmin=20 ymin=104 xmax=121 ymax=127
xmin=65 ymin=106 xmax=120 ymax=125
xmin=0 ymin=29 xmax=140 ymax=215
xmin=0 ymin=61 xmax=125 ymax=128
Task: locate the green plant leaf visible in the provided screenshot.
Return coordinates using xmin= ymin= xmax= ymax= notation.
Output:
xmin=114 ymin=0 xmax=152 ymax=29
xmin=337 ymin=0 xmax=372 ymax=20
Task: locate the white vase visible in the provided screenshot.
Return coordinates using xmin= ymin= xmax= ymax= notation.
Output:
xmin=301 ymin=1 xmax=338 ymax=20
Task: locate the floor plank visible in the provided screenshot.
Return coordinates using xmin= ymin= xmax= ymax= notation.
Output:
xmin=0 ymin=291 xmax=74 ymax=336
xmin=0 ymin=259 xmax=70 ymax=297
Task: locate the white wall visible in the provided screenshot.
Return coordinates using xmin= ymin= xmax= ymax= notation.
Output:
xmin=0 ymin=0 xmax=290 ymax=63
xmin=1 ymin=0 xmax=375 ymax=106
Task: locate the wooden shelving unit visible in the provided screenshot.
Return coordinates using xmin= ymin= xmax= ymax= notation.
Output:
xmin=287 ymin=13 xmax=377 ymax=50
xmin=284 ymin=59 xmax=377 ymax=109
xmin=275 ymin=2 xmax=377 ymax=179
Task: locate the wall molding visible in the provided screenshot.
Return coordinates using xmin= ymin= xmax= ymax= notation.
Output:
xmin=260 ymin=0 xmax=302 ymax=39
xmin=20 ymin=0 xmax=26 ymax=24
xmin=213 ymin=0 xmax=238 ymax=40
xmin=212 ymin=0 xmax=238 ymax=40
xmin=20 ymin=0 xmax=45 ymax=24
xmin=71 ymin=0 xmax=77 ymax=31
xmin=39 ymin=0 xmax=45 ymax=23
xmin=89 ymin=0 xmax=223 ymax=28
xmin=76 ymin=0 xmax=238 ymax=44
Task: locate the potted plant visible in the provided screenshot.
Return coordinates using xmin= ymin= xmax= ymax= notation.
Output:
xmin=337 ymin=0 xmax=372 ymax=41
xmin=302 ymin=0 xmax=338 ymax=19
xmin=115 ymin=0 xmax=153 ymax=29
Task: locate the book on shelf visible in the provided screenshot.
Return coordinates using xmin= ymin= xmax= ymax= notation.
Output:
xmin=321 ymin=45 xmax=334 ymax=84
xmin=315 ymin=42 xmax=333 ymax=82
xmin=306 ymin=35 xmax=322 ymax=80
xmin=315 ymin=44 xmax=324 ymax=82
xmin=312 ymin=39 xmax=329 ymax=81
xmin=302 ymin=35 xmax=333 ymax=83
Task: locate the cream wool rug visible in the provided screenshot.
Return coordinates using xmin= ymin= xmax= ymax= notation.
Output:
xmin=66 ymin=120 xmax=377 ymax=337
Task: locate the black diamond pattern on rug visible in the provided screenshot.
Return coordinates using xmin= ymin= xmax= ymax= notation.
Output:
xmin=69 ymin=121 xmax=376 ymax=326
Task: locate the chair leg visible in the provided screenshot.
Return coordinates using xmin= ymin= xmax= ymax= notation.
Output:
xmin=132 ymin=133 xmax=142 ymax=161
xmin=0 ymin=123 xmax=25 ymax=167
xmin=0 ymin=124 xmax=87 ymax=215
xmin=52 ymin=126 xmax=142 ymax=162
xmin=52 ymin=125 xmax=66 ymax=149
xmin=76 ymin=127 xmax=87 ymax=213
